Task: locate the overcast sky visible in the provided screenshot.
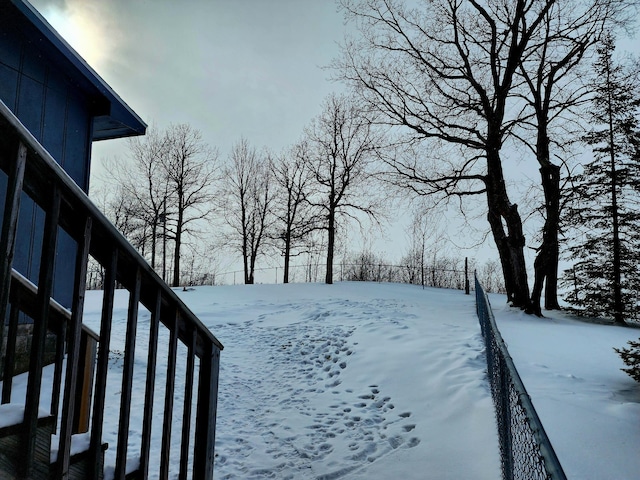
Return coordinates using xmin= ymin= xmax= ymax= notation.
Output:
xmin=30 ymin=0 xmax=348 ymax=164
xmin=26 ymin=0 xmax=640 ymax=266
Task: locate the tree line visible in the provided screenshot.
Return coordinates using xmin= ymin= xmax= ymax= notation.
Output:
xmin=95 ymin=0 xmax=640 ymax=329
xmin=96 ymin=93 xmax=384 ymax=290
xmin=337 ymin=0 xmax=640 ymax=323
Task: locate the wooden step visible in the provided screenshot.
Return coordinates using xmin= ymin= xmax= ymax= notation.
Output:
xmin=50 ymin=441 xmax=108 ymax=480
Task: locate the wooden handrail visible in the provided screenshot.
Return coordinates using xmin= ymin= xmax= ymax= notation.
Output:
xmin=0 ymin=99 xmax=222 ymax=354
xmin=9 ymin=269 xmax=72 ymax=331
xmin=0 ymin=96 xmax=223 ymax=479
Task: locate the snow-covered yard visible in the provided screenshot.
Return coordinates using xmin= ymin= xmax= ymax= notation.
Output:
xmin=171 ymin=282 xmax=500 ymax=479
xmin=491 ymin=296 xmax=640 ymax=480
xmin=4 ymin=281 xmax=639 ymax=479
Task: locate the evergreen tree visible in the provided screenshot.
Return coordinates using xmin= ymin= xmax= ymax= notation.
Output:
xmin=562 ymin=35 xmax=640 ymax=324
xmin=614 ymin=339 xmax=640 ymax=383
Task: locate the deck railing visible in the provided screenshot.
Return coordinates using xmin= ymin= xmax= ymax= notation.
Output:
xmin=0 ymin=98 xmax=223 ymax=479
xmin=475 ymin=274 xmax=565 ymax=480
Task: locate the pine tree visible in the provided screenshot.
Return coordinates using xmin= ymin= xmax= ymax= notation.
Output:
xmin=614 ymin=340 xmax=640 ymax=383
xmin=562 ymin=34 xmax=640 ymax=324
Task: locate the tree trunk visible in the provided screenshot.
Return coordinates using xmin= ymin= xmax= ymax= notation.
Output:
xmin=485 ymin=145 xmax=530 ymax=309
xmin=283 ymin=233 xmax=291 ymax=284
xmin=249 ymin=246 xmax=257 ymax=285
xmin=531 ymin=163 xmax=561 ymax=315
xmin=608 ymin=99 xmax=624 ymax=325
xmin=162 ymin=201 xmax=167 ymax=282
xmin=151 ymin=220 xmax=157 ymax=270
xmin=325 ymin=210 xmax=335 ymax=284
xmin=172 ymin=205 xmax=183 ymax=287
xmin=241 ymin=204 xmax=251 ymax=284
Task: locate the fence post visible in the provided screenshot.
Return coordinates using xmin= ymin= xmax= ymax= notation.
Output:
xmin=465 ymin=257 xmax=470 ymax=295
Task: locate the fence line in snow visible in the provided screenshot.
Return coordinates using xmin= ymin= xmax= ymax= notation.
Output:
xmin=207 ymin=262 xmax=471 ymax=290
xmin=474 ymin=274 xmax=567 ymax=480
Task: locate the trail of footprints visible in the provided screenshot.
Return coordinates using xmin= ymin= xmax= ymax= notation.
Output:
xmin=215 ymin=310 xmax=420 ymax=478
xmin=270 ymin=321 xmax=420 ymax=471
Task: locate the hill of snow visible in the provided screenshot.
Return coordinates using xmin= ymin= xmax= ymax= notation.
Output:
xmin=5 ymin=281 xmax=639 ymax=479
xmin=168 ymin=282 xmax=500 ymax=479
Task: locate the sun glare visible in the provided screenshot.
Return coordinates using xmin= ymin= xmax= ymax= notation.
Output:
xmin=40 ymin=4 xmax=112 ymax=72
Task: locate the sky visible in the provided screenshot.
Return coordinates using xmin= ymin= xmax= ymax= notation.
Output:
xmin=30 ymin=0 xmax=409 ymax=265
xmin=29 ymin=0 xmax=349 ymax=162
xmin=26 ymin=0 xmax=640 ymax=269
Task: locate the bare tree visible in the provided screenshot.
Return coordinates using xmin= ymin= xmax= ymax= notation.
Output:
xmin=111 ymin=186 xmax=147 ymax=251
xmin=400 ymin=217 xmax=427 ymax=286
xmin=125 ymin=127 xmax=169 ymax=270
xmin=98 ymin=124 xmax=217 ymax=286
xmin=93 ymin=172 xmax=149 ymax=255
xmin=337 ymin=0 xmax=558 ymax=308
xmin=270 ymin=141 xmax=318 ymax=283
xmin=162 ymin=123 xmax=218 ymax=287
xmin=516 ymin=0 xmax=636 ymax=315
xmin=222 ymin=139 xmax=274 ymax=284
xmin=305 ymin=93 xmax=383 ymax=284
xmin=99 ymin=129 xmax=167 ymax=265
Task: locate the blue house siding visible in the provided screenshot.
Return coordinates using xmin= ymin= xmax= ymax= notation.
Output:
xmin=0 ymin=0 xmax=145 ymax=311
xmin=0 ymin=23 xmax=94 ymax=190
xmin=0 ymin=14 xmax=94 ymax=308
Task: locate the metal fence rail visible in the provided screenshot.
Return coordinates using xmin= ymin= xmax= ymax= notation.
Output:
xmin=207 ymin=262 xmax=472 ymax=291
xmin=475 ymin=274 xmax=567 ymax=480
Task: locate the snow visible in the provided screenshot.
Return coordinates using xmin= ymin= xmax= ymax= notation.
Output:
xmin=490 ymin=295 xmax=640 ymax=480
xmin=50 ymin=432 xmax=92 ymax=463
xmin=181 ymin=282 xmax=500 ymax=479
xmin=0 ymin=377 xmax=58 ymax=429
xmin=0 ymin=403 xmax=50 ymax=428
xmin=2 ymin=281 xmax=638 ymax=479
xmin=81 ymin=282 xmax=501 ymax=479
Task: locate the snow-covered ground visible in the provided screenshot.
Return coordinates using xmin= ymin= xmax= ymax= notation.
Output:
xmin=3 ymin=282 xmax=639 ymax=479
xmin=89 ymin=282 xmax=501 ymax=479
xmin=490 ymin=295 xmax=640 ymax=480
xmin=174 ymin=282 xmax=500 ymax=479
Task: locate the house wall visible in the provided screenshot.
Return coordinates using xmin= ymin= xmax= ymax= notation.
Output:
xmin=0 ymin=10 xmax=95 ymax=309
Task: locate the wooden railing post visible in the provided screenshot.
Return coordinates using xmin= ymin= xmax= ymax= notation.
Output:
xmin=55 ymin=216 xmax=92 ymax=479
xmin=1 ymin=304 xmax=20 ymax=403
xmin=179 ymin=327 xmax=197 ymax=479
xmin=160 ymin=311 xmax=179 ymax=479
xmin=193 ymin=344 xmax=221 ymax=480
xmin=0 ymin=141 xmax=26 ymax=381
xmin=139 ymin=289 xmax=162 ymax=480
xmin=89 ymin=248 xmax=118 ymax=478
xmin=22 ymin=186 xmax=61 ymax=478
xmin=73 ymin=326 xmax=97 ymax=434
xmin=114 ymin=267 xmax=141 ymax=480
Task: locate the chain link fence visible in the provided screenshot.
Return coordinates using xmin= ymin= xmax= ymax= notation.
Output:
xmin=475 ymin=275 xmax=567 ymax=480
xmin=206 ymin=262 xmax=473 ymax=290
